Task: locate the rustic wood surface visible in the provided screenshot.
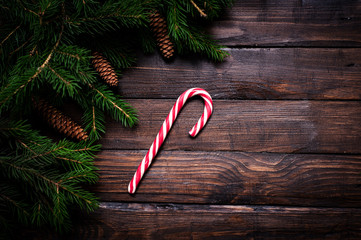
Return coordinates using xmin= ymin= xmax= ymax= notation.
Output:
xmin=119 ymin=48 xmax=361 ymax=100
xmin=209 ymin=0 xmax=361 ymax=47
xmin=94 ymin=150 xmax=361 ymax=207
xmin=24 ymin=203 xmax=361 ymax=239
xmin=100 ymin=100 xmax=361 ymax=154
xmin=29 ymin=1 xmax=361 ymax=239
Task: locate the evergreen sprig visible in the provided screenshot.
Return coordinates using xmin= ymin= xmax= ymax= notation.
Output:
xmin=164 ymin=0 xmax=232 ymax=61
xmin=0 ymin=0 xmax=233 ymax=237
xmin=0 ymin=119 xmax=100 ymax=235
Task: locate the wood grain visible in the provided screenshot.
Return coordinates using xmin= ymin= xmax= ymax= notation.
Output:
xmin=208 ymin=0 xmax=361 ymax=46
xmin=93 ymin=150 xmax=361 ymax=207
xmin=100 ymin=99 xmax=361 ymax=154
xmin=26 ymin=203 xmax=361 ymax=239
xmin=15 ymin=1 xmax=361 ymax=239
xmin=119 ymin=48 xmax=361 ymax=100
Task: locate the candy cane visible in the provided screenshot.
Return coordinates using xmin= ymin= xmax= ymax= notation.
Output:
xmin=128 ymin=88 xmax=213 ymax=194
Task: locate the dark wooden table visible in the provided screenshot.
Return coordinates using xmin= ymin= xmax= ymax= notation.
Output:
xmin=35 ymin=1 xmax=361 ymax=239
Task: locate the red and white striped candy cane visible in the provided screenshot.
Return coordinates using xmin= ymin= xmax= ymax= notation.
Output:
xmin=128 ymin=88 xmax=213 ymax=194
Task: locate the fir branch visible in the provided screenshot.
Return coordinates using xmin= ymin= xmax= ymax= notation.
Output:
xmin=55 ymin=156 xmax=83 ymax=165
xmin=58 ymin=173 xmax=89 ymax=184
xmin=90 ymin=84 xmax=130 ymax=118
xmin=86 ymin=83 xmax=137 ymax=127
xmin=93 ymin=42 xmax=137 ymax=70
xmin=91 ymin=86 xmax=130 ymax=119
xmin=0 ymin=192 xmax=30 ymax=217
xmin=0 ymin=24 xmax=64 ymax=109
xmin=52 ymin=45 xmax=97 ymax=86
xmin=0 ymin=124 xmax=99 ymax=230
xmin=92 ymin=106 xmax=96 ymax=133
xmin=17 ymin=139 xmax=38 ymax=156
xmin=1 ymin=156 xmax=97 ymax=220
xmin=167 ymin=5 xmax=228 ymax=61
xmin=0 ymin=25 xmax=21 ymax=46
xmin=34 ymin=24 xmax=64 ymax=71
xmin=0 ymin=0 xmax=233 ymax=235
xmin=0 ymin=121 xmax=27 ymax=137
xmin=68 ymin=13 xmax=144 ymax=24
xmin=39 ymin=1 xmax=52 ymax=16
xmin=45 ymin=64 xmax=81 ymax=97
xmin=68 ymin=147 xmax=94 ymax=152
xmin=23 ymin=146 xmax=65 ymax=162
xmin=29 ymin=45 xmax=37 ymax=56
xmin=81 ymin=104 xmax=106 ymax=141
xmin=16 ymin=0 xmax=41 ymax=17
xmin=59 ymin=185 xmax=93 ymax=205
xmin=55 ymin=49 xmax=80 ymax=61
xmin=9 ymin=35 xmax=33 ymax=56
xmin=0 ymin=159 xmax=55 ymax=185
xmin=47 ymin=65 xmax=71 ymax=86
xmin=65 ymin=1 xmax=149 ymax=35
xmin=190 ymin=0 xmax=207 ymax=17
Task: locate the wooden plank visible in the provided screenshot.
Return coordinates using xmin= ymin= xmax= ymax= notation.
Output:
xmin=208 ymin=0 xmax=361 ymax=46
xmin=29 ymin=203 xmax=361 ymax=239
xmin=119 ymin=48 xmax=361 ymax=100
xmin=93 ymin=150 xmax=361 ymax=207
xmin=100 ymin=100 xmax=361 ymax=154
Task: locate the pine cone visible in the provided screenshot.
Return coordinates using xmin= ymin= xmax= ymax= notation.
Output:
xmin=149 ymin=11 xmax=175 ymax=59
xmin=33 ymin=98 xmax=88 ymax=141
xmin=92 ymin=51 xmax=118 ymax=87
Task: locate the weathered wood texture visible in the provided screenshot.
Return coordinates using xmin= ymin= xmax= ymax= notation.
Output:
xmin=119 ymin=48 xmax=361 ymax=100
xmin=28 ymin=203 xmax=361 ymax=239
xmin=84 ymin=1 xmax=361 ymax=239
xmin=28 ymin=1 xmax=361 ymax=239
xmin=100 ymin=99 xmax=361 ymax=154
xmin=208 ymin=0 xmax=361 ymax=46
xmin=94 ymin=150 xmax=361 ymax=208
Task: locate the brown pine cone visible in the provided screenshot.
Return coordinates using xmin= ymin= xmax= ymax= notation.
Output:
xmin=92 ymin=51 xmax=118 ymax=87
xmin=149 ymin=11 xmax=175 ymax=59
xmin=33 ymin=98 xmax=88 ymax=141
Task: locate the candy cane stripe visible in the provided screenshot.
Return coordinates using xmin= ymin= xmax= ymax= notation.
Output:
xmin=162 ymin=122 xmax=167 ymax=141
xmin=128 ymin=88 xmax=213 ymax=194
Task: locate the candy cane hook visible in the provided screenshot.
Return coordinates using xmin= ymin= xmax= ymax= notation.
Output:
xmin=128 ymin=88 xmax=213 ymax=194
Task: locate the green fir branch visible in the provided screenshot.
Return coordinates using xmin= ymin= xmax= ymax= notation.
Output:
xmin=44 ymin=64 xmax=81 ymax=97
xmin=0 ymin=119 xmax=99 ymax=233
xmin=65 ymin=0 xmax=150 ymax=35
xmin=94 ymin=42 xmax=137 ymax=70
xmin=82 ymin=103 xmax=106 ymax=141
xmin=88 ymin=83 xmax=138 ymax=127
xmin=0 ymin=24 xmax=64 ymax=112
xmin=53 ymin=45 xmax=93 ymax=72
xmin=166 ymin=4 xmax=228 ymax=61
xmin=0 ymin=24 xmax=21 ymax=47
xmin=0 ymin=0 xmax=233 ymax=237
xmin=0 ymin=184 xmax=30 ymax=224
